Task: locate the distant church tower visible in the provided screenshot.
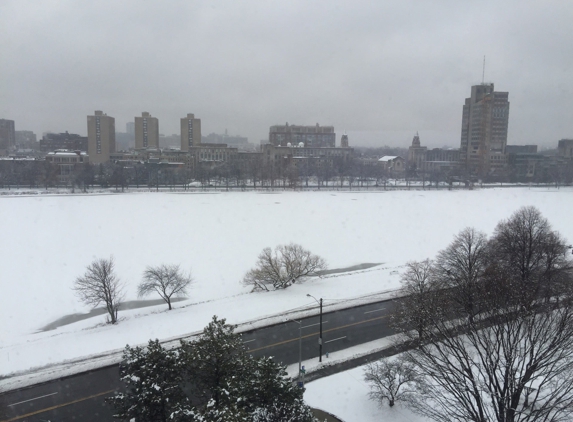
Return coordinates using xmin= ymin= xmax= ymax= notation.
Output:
xmin=412 ymin=132 xmax=420 ymax=148
xmin=407 ymin=132 xmax=427 ymax=170
xmin=341 ymin=133 xmax=349 ymax=148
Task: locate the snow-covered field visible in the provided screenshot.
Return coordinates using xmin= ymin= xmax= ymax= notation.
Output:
xmin=1 ymin=188 xmax=572 ymax=392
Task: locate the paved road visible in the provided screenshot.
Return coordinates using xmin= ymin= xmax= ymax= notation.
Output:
xmin=0 ymin=300 xmax=397 ymax=422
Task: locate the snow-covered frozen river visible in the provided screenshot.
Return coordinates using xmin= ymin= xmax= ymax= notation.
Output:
xmin=1 ymin=188 xmax=572 ymax=378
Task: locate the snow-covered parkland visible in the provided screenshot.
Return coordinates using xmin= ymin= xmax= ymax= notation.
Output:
xmin=1 ymin=187 xmax=572 ymax=418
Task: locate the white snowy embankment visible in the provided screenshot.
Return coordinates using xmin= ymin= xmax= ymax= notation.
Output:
xmin=1 ymin=188 xmax=572 ymax=393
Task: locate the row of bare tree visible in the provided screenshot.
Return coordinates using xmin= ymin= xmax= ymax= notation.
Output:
xmin=3 ymin=153 xmax=573 ymax=191
xmin=73 ymin=259 xmax=193 ymax=324
xmin=365 ymin=206 xmax=573 ymax=422
xmin=0 ymin=157 xmax=465 ymax=191
xmin=72 ymin=243 xmax=326 ymax=326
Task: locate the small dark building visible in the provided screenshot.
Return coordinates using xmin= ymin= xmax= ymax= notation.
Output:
xmin=40 ymin=131 xmax=88 ymax=153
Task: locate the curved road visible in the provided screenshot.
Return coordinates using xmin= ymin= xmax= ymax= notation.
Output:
xmin=0 ymin=300 xmax=397 ymax=422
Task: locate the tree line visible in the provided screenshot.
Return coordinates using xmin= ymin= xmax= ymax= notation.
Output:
xmin=0 ymin=156 xmax=486 ymax=192
xmin=2 ymin=150 xmax=572 ymax=191
xmin=365 ymin=206 xmax=573 ymax=422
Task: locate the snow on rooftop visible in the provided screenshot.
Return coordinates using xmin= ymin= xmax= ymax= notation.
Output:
xmin=378 ymin=155 xmax=401 ymax=161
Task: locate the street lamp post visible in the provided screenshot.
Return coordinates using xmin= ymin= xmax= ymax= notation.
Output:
xmin=287 ymin=318 xmax=303 ymax=385
xmin=307 ymin=294 xmax=323 ymax=362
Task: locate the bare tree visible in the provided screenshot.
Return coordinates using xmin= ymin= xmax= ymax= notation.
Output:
xmin=398 ymin=208 xmax=573 ymax=422
xmin=73 ymin=257 xmax=125 ymax=324
xmin=392 ymin=259 xmax=440 ymax=340
xmin=434 ymin=227 xmax=489 ymax=321
xmin=489 ymin=206 xmax=573 ymax=304
xmin=364 ymin=355 xmax=424 ymax=407
xmin=138 ymin=264 xmax=193 ymax=310
xmin=242 ymin=243 xmax=327 ymax=291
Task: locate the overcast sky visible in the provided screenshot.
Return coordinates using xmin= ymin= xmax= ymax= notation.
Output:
xmin=1 ymin=0 xmax=572 ymax=148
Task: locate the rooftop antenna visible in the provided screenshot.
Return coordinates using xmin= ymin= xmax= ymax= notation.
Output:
xmin=482 ymin=56 xmax=486 ymax=84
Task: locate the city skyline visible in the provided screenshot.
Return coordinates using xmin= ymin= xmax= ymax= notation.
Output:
xmin=1 ymin=0 xmax=572 ymax=148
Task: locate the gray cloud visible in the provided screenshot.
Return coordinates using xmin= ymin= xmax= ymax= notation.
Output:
xmin=1 ymin=0 xmax=572 ymax=148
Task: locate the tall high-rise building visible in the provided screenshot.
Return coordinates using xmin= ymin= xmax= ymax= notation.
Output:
xmin=180 ymin=113 xmax=202 ymax=151
xmin=126 ymin=122 xmax=135 ymax=135
xmin=87 ymin=110 xmax=116 ymax=164
xmin=460 ymin=83 xmax=510 ymax=176
xmin=135 ymin=112 xmax=159 ymax=150
xmin=0 ymin=118 xmax=16 ymax=156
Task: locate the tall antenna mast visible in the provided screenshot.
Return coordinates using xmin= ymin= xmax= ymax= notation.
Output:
xmin=482 ymin=56 xmax=486 ymax=84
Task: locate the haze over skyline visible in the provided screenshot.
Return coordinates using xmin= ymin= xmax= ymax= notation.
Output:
xmin=1 ymin=0 xmax=572 ymax=148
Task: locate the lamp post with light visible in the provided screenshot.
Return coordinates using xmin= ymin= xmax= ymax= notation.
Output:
xmin=306 ymin=294 xmax=323 ymax=362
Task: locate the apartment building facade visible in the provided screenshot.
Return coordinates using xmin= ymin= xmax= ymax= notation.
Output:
xmin=0 ymin=118 xmax=16 ymax=156
xmin=87 ymin=110 xmax=116 ymax=165
xmin=135 ymin=112 xmax=159 ymax=150
xmin=180 ymin=113 xmax=202 ymax=151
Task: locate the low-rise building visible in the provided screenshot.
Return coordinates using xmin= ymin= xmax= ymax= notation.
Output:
xmin=269 ymin=123 xmax=335 ymax=148
xmin=203 ymin=131 xmax=249 ymax=149
xmin=506 ymin=146 xmax=540 ymax=181
xmin=262 ymin=143 xmax=353 ymax=169
xmin=40 ymin=132 xmax=87 ymax=153
xmin=15 ymin=130 xmax=38 ymax=149
xmin=113 ymin=143 xmax=239 ymax=177
xmin=45 ymin=150 xmax=89 ymax=182
xmin=378 ymin=156 xmax=405 ymax=175
xmin=407 ymin=133 xmax=461 ymax=175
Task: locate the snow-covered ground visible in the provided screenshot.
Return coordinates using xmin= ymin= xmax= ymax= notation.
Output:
xmin=1 ymin=188 xmax=572 ymax=390
xmin=283 ymin=334 xmax=427 ymax=421
xmin=305 ymin=363 xmax=426 ymax=422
